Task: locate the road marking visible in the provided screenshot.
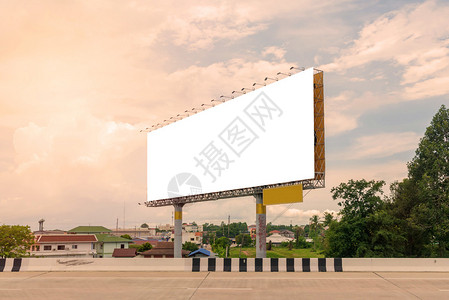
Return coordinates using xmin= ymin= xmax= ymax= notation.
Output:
xmin=196 ymin=288 xmax=253 ymax=290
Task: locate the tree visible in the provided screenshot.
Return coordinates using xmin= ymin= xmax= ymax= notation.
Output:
xmin=212 ymin=237 xmax=230 ymax=258
xmin=323 ymin=212 xmax=335 ymax=227
xmin=288 ymin=240 xmax=293 ymax=250
xmin=405 ymin=105 xmax=449 ymax=256
xmin=387 ymin=179 xmax=430 ymax=257
xmin=182 ymin=242 xmax=199 ymax=252
xmin=120 ymin=234 xmax=132 ymax=240
xmin=331 ymin=179 xmax=385 ymax=219
xmin=324 ymin=179 xmax=407 ymax=257
xmin=235 ymin=234 xmax=251 ymax=247
xmin=140 ymin=223 xmax=149 ymax=228
xmin=138 ymin=242 xmax=152 ymax=252
xmin=0 ymin=225 xmax=35 ymax=258
xmin=309 ymin=215 xmax=322 ymax=250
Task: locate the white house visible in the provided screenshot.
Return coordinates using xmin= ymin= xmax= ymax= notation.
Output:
xmin=266 ymin=233 xmax=293 ymax=245
xmin=31 ymin=234 xmax=97 ymax=257
xmin=182 ymin=231 xmax=203 ymax=245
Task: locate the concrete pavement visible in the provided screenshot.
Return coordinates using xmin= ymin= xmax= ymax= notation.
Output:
xmin=1 ymin=271 xmax=449 ymax=299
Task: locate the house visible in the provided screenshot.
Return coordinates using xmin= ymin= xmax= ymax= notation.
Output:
xmin=269 ymin=230 xmax=281 ymax=235
xmin=248 ymin=225 xmax=256 ymax=239
xmin=188 ymin=248 xmax=210 ymax=257
xmin=131 ymin=238 xmax=159 ymax=248
xmin=183 ymin=223 xmax=198 ymax=232
xmin=140 ymin=242 xmax=190 ymax=258
xmin=68 ymin=226 xmax=112 ymax=235
xmin=31 ymin=234 xmax=97 ymax=257
xmin=94 ymin=234 xmax=131 ymax=258
xmin=280 ymin=230 xmax=295 ymax=239
xmin=266 ymin=233 xmax=293 ymax=245
xmin=112 ymin=248 xmax=137 ymax=258
xmin=110 ymin=227 xmax=156 ymax=238
xmin=157 ymin=224 xmax=174 ymax=231
xmin=182 ymin=231 xmax=203 ymax=245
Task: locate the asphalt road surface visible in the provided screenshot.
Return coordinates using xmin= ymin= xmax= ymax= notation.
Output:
xmin=1 ymin=271 xmax=449 ymax=299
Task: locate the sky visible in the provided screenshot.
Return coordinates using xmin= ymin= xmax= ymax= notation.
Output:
xmin=1 ymin=0 xmax=448 ymax=231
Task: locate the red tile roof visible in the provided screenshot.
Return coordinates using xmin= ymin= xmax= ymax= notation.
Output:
xmin=155 ymin=241 xmax=174 ymax=249
xmin=141 ymin=248 xmax=190 ymax=256
xmin=140 ymin=241 xmax=191 ymax=257
xmin=37 ymin=234 xmax=97 ymax=243
xmin=112 ymin=248 xmax=137 ymax=258
xmin=132 ymin=240 xmax=159 ymax=246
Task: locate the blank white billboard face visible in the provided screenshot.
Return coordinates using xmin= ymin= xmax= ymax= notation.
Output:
xmin=147 ymin=68 xmax=315 ymax=201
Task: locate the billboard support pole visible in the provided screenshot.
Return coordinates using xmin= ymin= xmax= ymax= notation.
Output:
xmin=174 ymin=204 xmax=184 ymax=258
xmin=255 ymin=193 xmax=266 ymax=258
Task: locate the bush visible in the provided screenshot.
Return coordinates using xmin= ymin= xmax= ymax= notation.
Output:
xmin=183 ymin=241 xmax=199 ymax=252
xmin=295 ymin=236 xmax=311 ymax=249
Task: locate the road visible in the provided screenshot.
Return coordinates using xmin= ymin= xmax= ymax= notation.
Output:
xmin=1 ymin=271 xmax=449 ymax=299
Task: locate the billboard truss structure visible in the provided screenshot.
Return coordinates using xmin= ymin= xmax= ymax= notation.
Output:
xmin=142 ymin=68 xmax=324 ymax=208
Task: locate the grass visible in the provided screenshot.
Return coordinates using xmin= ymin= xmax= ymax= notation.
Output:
xmin=229 ymin=247 xmax=324 ymax=258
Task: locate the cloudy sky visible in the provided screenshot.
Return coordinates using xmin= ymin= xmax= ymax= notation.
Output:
xmin=1 ymin=0 xmax=448 ymax=231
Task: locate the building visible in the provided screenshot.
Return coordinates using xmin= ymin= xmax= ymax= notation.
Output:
xmin=112 ymin=248 xmax=137 ymax=258
xmin=68 ymin=226 xmax=112 ymax=235
xmin=157 ymin=224 xmax=174 ymax=231
xmin=248 ymin=225 xmax=256 ymax=239
xmin=266 ymin=233 xmax=293 ymax=245
xmin=182 ymin=231 xmax=203 ymax=245
xmin=94 ymin=234 xmax=131 ymax=258
xmin=110 ymin=228 xmax=156 ymax=238
xmin=280 ymin=230 xmax=295 ymax=239
xmin=140 ymin=242 xmax=190 ymax=258
xmin=269 ymin=230 xmax=281 ymax=235
xmin=188 ymin=248 xmax=210 ymax=258
xmin=31 ymin=234 xmax=97 ymax=257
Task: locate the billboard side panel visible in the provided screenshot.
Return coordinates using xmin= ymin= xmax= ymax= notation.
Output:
xmin=314 ymin=71 xmax=325 ymax=183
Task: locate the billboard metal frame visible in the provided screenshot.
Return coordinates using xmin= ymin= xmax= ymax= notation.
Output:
xmin=143 ymin=68 xmax=324 ymax=208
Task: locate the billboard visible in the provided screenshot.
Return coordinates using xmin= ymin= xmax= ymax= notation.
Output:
xmin=147 ymin=68 xmax=316 ymax=201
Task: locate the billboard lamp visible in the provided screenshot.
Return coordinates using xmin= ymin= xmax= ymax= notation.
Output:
xmin=290 ymin=66 xmax=305 ymax=71
xmin=220 ymin=95 xmax=234 ymax=100
xmin=253 ymin=82 xmax=266 ymax=87
xmin=277 ymin=72 xmax=291 ymax=77
xmin=264 ymin=77 xmax=278 ymax=82
xmin=241 ymin=87 xmax=255 ymax=93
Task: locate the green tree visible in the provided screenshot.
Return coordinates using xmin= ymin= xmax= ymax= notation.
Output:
xmin=212 ymin=237 xmax=230 ymax=258
xmin=182 ymin=242 xmax=199 ymax=252
xmin=387 ymin=179 xmax=429 ymax=257
xmin=324 ymin=179 xmax=406 ymax=257
xmin=235 ymin=234 xmax=251 ymax=247
xmin=140 ymin=223 xmax=149 ymax=228
xmin=405 ymin=105 xmax=449 ymax=256
xmin=138 ymin=242 xmax=152 ymax=252
xmin=0 ymin=225 xmax=35 ymax=258
xmin=323 ymin=212 xmax=335 ymax=227
xmin=120 ymin=234 xmax=132 ymax=240
xmin=309 ymin=215 xmax=322 ymax=250
xmin=331 ymin=179 xmax=385 ymax=219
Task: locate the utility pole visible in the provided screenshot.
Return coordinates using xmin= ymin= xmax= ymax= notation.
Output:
xmin=226 ymin=215 xmax=230 ymax=258
xmin=227 ymin=215 xmax=230 ymax=238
